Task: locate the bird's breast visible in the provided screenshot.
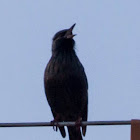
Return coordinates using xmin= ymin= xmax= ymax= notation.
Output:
xmin=46 ymin=51 xmax=82 ymax=75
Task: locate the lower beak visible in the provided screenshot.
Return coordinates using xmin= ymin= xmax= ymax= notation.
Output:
xmin=66 ymin=34 xmax=76 ymax=39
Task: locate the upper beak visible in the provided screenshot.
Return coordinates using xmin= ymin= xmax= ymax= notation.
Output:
xmin=69 ymin=23 xmax=76 ymax=32
xmin=65 ymin=23 xmax=76 ymax=39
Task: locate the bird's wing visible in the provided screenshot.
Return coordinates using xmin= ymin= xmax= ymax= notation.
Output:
xmin=81 ymin=70 xmax=88 ymax=136
xmin=82 ymin=96 xmax=88 ymax=136
xmin=51 ymin=110 xmax=66 ymax=138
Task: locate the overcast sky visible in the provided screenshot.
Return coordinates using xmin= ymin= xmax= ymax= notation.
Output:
xmin=0 ymin=0 xmax=139 ymax=140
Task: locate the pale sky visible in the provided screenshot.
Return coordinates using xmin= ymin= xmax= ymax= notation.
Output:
xmin=0 ymin=0 xmax=139 ymax=140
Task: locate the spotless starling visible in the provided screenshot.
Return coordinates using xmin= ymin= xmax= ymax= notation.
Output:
xmin=44 ymin=24 xmax=88 ymax=140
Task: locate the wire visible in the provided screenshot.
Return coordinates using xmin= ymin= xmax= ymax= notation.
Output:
xmin=0 ymin=120 xmax=131 ymax=127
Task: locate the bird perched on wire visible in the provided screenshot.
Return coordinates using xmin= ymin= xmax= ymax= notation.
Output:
xmin=44 ymin=24 xmax=88 ymax=140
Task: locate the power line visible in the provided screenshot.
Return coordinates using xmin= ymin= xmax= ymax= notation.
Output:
xmin=0 ymin=120 xmax=131 ymax=127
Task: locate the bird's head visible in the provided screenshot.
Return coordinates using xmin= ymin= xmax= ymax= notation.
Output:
xmin=52 ymin=24 xmax=76 ymax=52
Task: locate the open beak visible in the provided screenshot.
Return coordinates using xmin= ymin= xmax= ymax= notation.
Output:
xmin=65 ymin=23 xmax=76 ymax=39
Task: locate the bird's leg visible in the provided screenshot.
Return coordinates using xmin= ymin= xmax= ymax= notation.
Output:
xmin=75 ymin=117 xmax=82 ymax=131
xmin=51 ymin=114 xmax=60 ymax=131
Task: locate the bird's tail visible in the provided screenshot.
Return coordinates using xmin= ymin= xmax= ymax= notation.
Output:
xmin=67 ymin=126 xmax=83 ymax=140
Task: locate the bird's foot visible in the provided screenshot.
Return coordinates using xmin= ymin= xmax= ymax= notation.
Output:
xmin=51 ymin=120 xmax=59 ymax=131
xmin=51 ymin=115 xmax=60 ymax=131
xmin=75 ymin=117 xmax=82 ymax=131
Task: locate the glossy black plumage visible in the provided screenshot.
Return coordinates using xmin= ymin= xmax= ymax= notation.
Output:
xmin=44 ymin=24 xmax=88 ymax=140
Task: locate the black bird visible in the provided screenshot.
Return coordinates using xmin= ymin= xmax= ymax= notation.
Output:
xmin=44 ymin=24 xmax=88 ymax=140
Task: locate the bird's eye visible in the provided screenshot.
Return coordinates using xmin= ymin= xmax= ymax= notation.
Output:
xmin=53 ymin=30 xmax=68 ymax=41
